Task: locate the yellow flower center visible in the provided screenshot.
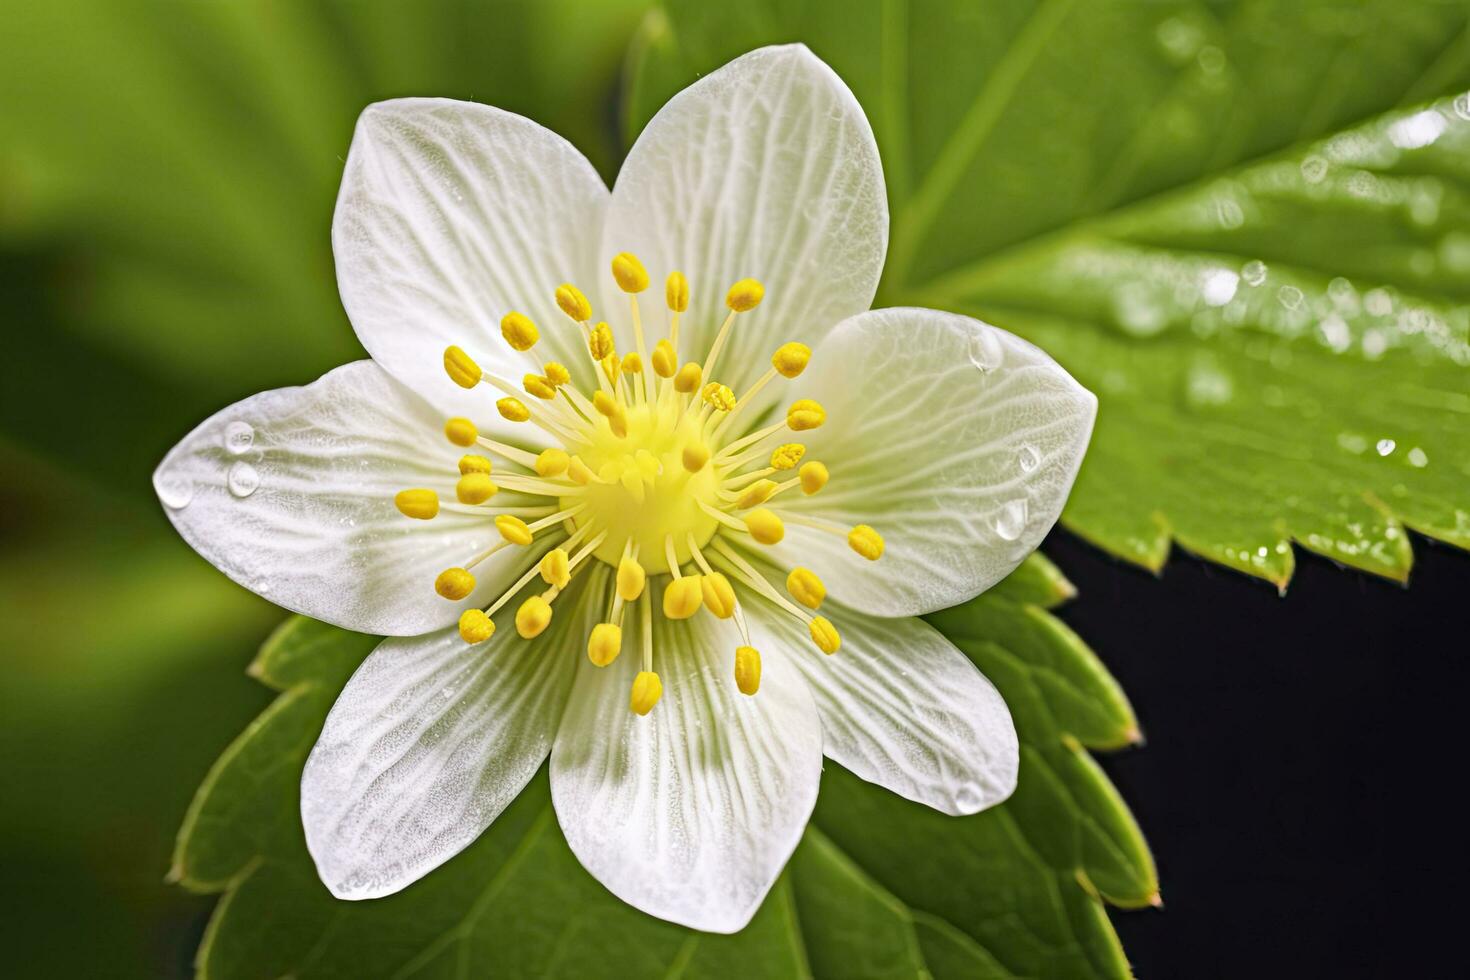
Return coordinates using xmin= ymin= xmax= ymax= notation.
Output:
xmin=394 ymin=254 xmax=886 ymax=713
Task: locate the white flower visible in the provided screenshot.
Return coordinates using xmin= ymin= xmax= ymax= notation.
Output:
xmin=154 ymin=45 xmax=1095 ymax=933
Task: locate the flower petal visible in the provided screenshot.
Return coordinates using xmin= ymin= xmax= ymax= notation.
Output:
xmin=603 ymin=44 xmax=886 ymax=397
xmin=743 ymin=591 xmax=1018 ymax=815
xmin=153 ymin=360 xmax=540 ymax=636
xmin=550 ymin=601 xmax=822 ymax=933
xmin=766 ymin=307 xmax=1097 ymax=616
xmin=301 ymin=566 xmax=604 ymax=900
xmin=334 ymin=98 xmax=608 ymax=425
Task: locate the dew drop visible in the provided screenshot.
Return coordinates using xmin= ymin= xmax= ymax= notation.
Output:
xmin=1241 ymin=260 xmax=1268 ymax=286
xmin=1299 ymin=155 xmax=1329 ymax=184
xmin=228 ymin=461 xmax=260 ymax=498
xmin=1387 ymin=109 xmax=1447 ymax=149
xmin=155 ymin=472 xmax=195 ymax=509
xmin=1375 ymin=438 xmax=1396 ymax=457
xmin=1454 ymin=92 xmax=1470 ymax=121
xmin=994 ymin=499 xmax=1028 ymax=541
xmin=1017 ymin=444 xmax=1041 ymax=474
xmin=1112 ymin=283 xmax=1168 ymax=337
xmin=1200 ymin=268 xmax=1239 ymax=307
xmin=222 ymin=420 xmax=255 ymax=455
xmin=1277 ymin=285 xmax=1305 ymax=312
xmin=1154 ymin=17 xmax=1203 ymax=64
xmin=967 ymin=327 xmax=1004 ymax=372
xmin=1364 ymin=288 xmax=1393 ymax=316
xmin=1317 ymin=313 xmax=1350 ymax=353
xmin=1407 ymin=447 xmax=1429 ymax=468
xmin=953 ymin=783 xmax=986 ymax=812
xmin=1337 ymin=432 xmax=1368 ymax=454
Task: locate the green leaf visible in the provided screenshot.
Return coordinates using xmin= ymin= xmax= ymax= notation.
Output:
xmin=176 ymin=558 xmax=1152 ymax=978
xmin=624 ymin=0 xmax=1470 ymax=587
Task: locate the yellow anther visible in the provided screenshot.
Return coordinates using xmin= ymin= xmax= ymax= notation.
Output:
xmin=735 ymin=479 xmax=778 ymax=509
xmin=539 ymin=548 xmax=571 ymax=589
xmin=523 ymin=374 xmax=556 ymax=400
xmin=621 ymin=352 xmax=643 ymax=374
xmin=771 ymin=342 xmax=811 ymax=378
xmin=455 ymin=473 xmax=498 ymax=505
xmin=544 ymin=361 xmax=571 ymax=387
xmin=771 ymin=444 xmax=806 ymax=470
xmin=702 ymin=382 xmax=736 ymax=412
xmin=612 ymin=252 xmax=650 ymax=293
xmin=799 ymin=461 xmax=829 ymax=494
xmin=496 ymin=514 xmax=534 ymax=546
xmin=663 ymin=574 xmax=704 ymax=619
xmin=810 ymin=616 xmax=841 ymax=654
xmin=666 ymin=271 xmax=689 ymax=312
xmin=588 ymin=623 xmax=622 ymax=666
xmin=725 ymin=278 xmax=765 ymax=312
xmin=458 ymin=454 xmax=493 ymax=476
xmin=848 ymin=524 xmax=884 ymax=561
xmin=673 ymin=361 xmax=703 ymax=393
xmin=607 ymin=406 xmax=628 ymax=438
xmin=515 ymin=595 xmax=553 ymax=639
xmin=435 ymin=567 xmax=475 ymax=600
xmin=445 ymin=417 xmax=478 ymax=447
xmin=567 ymin=455 xmax=595 ymax=485
xmin=682 ymin=443 xmax=710 ymax=473
xmin=555 ymin=283 xmax=592 ymax=322
xmin=617 ymin=556 xmax=646 ymax=601
xmin=630 ymin=670 xmax=663 ymax=715
xmin=535 ymin=447 xmax=570 ymax=477
xmin=734 ymin=646 xmax=762 ymax=695
xmin=651 ymin=340 xmax=677 ymax=378
xmin=501 ymin=311 xmax=539 ymax=351
xmin=394 ymin=489 xmax=439 ymax=520
xmin=592 ymin=390 xmax=618 ymax=418
xmin=702 ymin=572 xmax=736 ymax=619
xmin=744 ymin=508 xmax=785 ymax=545
xmin=497 ymin=397 xmax=531 ymax=422
xmin=458 ymin=609 xmax=495 ymax=644
xmin=601 ymin=353 xmax=621 ymax=383
xmin=589 ymin=322 xmax=615 ymax=360
xmin=787 ymin=399 xmax=826 ymax=431
xmin=786 ymin=567 xmax=826 ymax=610
xmin=443 ymin=345 xmax=483 ymax=388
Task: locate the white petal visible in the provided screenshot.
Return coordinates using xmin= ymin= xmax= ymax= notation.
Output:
xmin=602 ymin=44 xmax=886 ymax=398
xmin=301 ymin=566 xmax=604 ymax=900
xmin=334 ymin=98 xmax=608 ymax=427
xmin=743 ymin=592 xmax=1017 ymax=815
xmin=766 ymin=307 xmax=1096 ymax=616
xmin=153 ymin=361 xmax=539 ymax=636
xmin=550 ymin=602 xmax=822 ymax=933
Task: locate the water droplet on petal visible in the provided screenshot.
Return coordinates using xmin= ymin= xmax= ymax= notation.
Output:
xmin=994 ymin=498 xmax=1028 ymax=541
xmin=953 ymin=783 xmax=986 ymax=812
xmin=1241 ymin=260 xmax=1268 ymax=286
xmin=968 ymin=327 xmax=1004 ymax=372
xmin=1375 ymin=438 xmax=1396 ymax=457
xmin=222 ymin=420 xmax=255 ymax=455
xmin=228 ymin=461 xmax=260 ymax=498
xmin=1017 ymin=444 xmax=1041 ymax=474
xmin=155 ymin=472 xmax=195 ymax=509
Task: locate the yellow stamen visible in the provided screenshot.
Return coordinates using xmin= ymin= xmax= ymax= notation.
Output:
xmin=663 ymin=574 xmax=704 ymax=619
xmin=630 ymin=670 xmax=663 ymax=715
xmin=540 ymin=548 xmax=571 ymax=589
xmin=496 ymin=514 xmax=534 ymax=546
xmin=456 ymin=473 xmax=497 ymax=505
xmin=617 ymin=556 xmax=646 ymax=601
xmin=589 ymin=322 xmax=615 ymax=360
xmin=810 ymin=616 xmax=841 ymax=654
xmin=744 ymin=508 xmax=785 ymax=545
xmin=501 ymin=311 xmax=539 ymax=351
xmin=621 ymin=352 xmax=643 ymax=375
xmin=524 ymin=374 xmax=556 ymax=400
xmin=673 ymin=361 xmax=702 ymax=393
xmin=702 ymin=572 xmax=736 ymax=619
xmin=682 ymin=443 xmax=710 ymax=473
xmin=394 ymin=489 xmax=439 ymax=520
xmin=787 ymin=399 xmax=826 ymax=431
xmin=735 ymin=479 xmax=778 ymax=509
xmin=535 ymin=448 xmax=570 ymax=477
xmin=544 ymin=362 xmax=571 ymax=387
xmin=786 ymin=567 xmax=826 ymax=609
xmin=459 ymin=608 xmax=495 ymax=644
xmin=651 ymin=340 xmax=677 ymax=378
xmin=725 ymin=277 xmax=765 ymax=312
xmin=666 ymin=271 xmax=689 ymax=312
xmin=771 ymin=342 xmax=811 ymax=378
xmin=516 ymin=595 xmax=553 ymax=638
xmin=734 ymin=645 xmax=762 ymax=695
xmin=555 ymin=283 xmax=592 ymax=322
xmin=443 ymin=345 xmax=483 ymax=388
xmin=435 ymin=567 xmax=475 ymax=600
xmin=497 ymin=397 xmax=531 ymax=422
xmin=702 ymin=382 xmax=736 ymax=412
xmin=445 ymin=417 xmax=478 ymax=447
xmin=848 ymin=525 xmax=884 ymax=560
xmin=769 ymin=444 xmax=804 ymax=471
xmin=458 ymin=454 xmax=493 ymax=475
xmin=799 ymin=461 xmax=829 ymax=494
xmin=568 ymin=455 xmax=595 ymax=485
xmin=588 ymin=623 xmax=622 ymax=666
xmin=612 ymin=252 xmax=650 ymax=293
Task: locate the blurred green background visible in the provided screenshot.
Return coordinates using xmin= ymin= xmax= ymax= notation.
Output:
xmin=0 ymin=1 xmax=646 ymax=974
